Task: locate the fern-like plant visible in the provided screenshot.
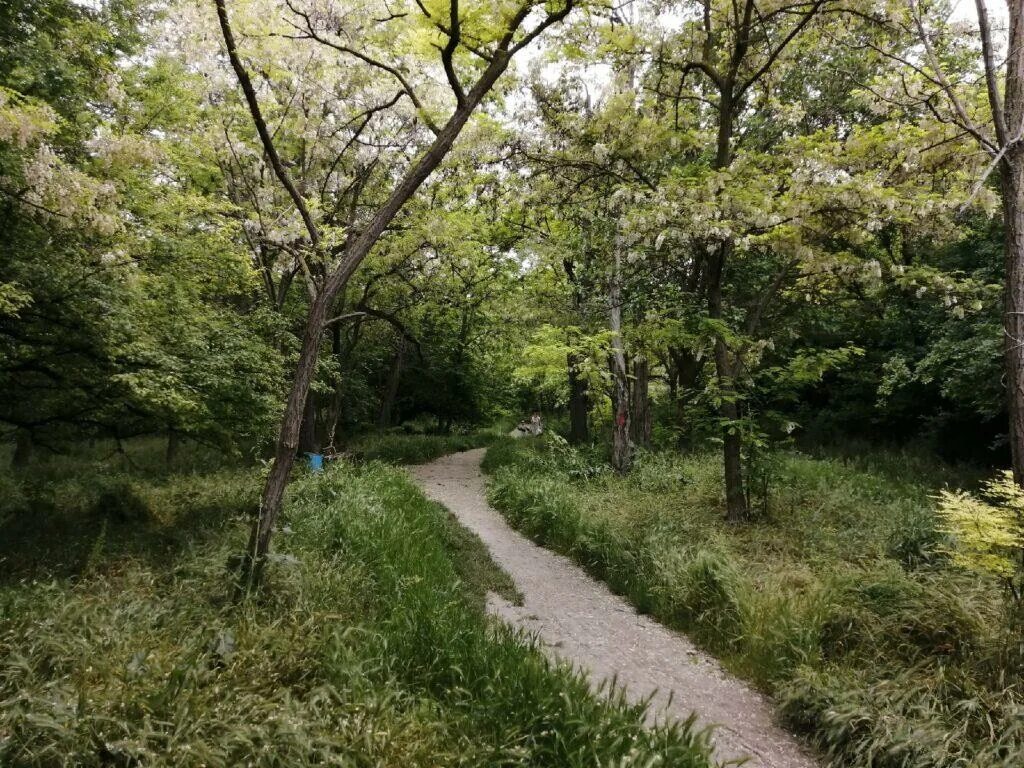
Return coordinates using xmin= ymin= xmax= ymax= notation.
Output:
xmin=936 ymin=470 xmax=1024 ymax=614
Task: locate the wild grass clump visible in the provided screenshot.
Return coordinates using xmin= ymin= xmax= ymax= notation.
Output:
xmin=1 ymin=450 xmax=714 ymax=767
xmin=484 ymin=439 xmax=1024 ymax=767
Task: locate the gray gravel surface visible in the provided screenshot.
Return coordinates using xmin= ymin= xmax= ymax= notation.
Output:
xmin=409 ymin=448 xmax=819 ymax=768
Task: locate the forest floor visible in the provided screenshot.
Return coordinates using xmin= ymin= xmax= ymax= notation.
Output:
xmin=410 ymin=448 xmax=818 ymax=768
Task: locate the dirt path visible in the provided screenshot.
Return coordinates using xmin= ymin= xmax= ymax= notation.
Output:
xmin=409 ymin=449 xmax=819 ymax=768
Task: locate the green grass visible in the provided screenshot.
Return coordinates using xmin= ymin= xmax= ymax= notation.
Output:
xmin=0 ymin=447 xmax=712 ymax=767
xmin=346 ymin=430 xmax=501 ymax=465
xmin=483 ymin=437 xmax=1024 ymax=768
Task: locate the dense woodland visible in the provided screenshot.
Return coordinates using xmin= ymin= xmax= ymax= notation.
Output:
xmin=3 ymin=0 xmax=1024 ymax=766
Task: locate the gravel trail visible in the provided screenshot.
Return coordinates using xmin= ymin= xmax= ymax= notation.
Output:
xmin=408 ymin=448 xmax=819 ymax=768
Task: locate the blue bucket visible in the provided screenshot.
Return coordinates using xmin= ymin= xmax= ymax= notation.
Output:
xmin=306 ymin=452 xmax=323 ymax=472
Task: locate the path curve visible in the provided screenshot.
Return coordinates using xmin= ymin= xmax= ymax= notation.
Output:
xmin=409 ymin=449 xmax=818 ymax=768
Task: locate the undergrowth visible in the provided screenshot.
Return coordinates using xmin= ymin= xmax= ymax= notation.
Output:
xmin=484 ymin=437 xmax=1024 ymax=768
xmin=346 ymin=430 xmax=501 ymax=465
xmin=0 ymin=448 xmax=712 ymax=767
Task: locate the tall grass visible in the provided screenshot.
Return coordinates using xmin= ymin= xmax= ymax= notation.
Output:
xmin=484 ymin=437 xmax=1024 ymax=768
xmin=0 ymin=448 xmax=714 ymax=767
xmin=346 ymin=430 xmax=501 ymax=465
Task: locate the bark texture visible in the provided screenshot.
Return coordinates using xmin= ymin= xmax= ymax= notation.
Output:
xmin=630 ymin=355 xmax=651 ymax=447
xmin=1003 ymin=0 xmax=1024 ymax=485
xmin=377 ymin=336 xmax=405 ymax=428
xmin=567 ymin=351 xmax=590 ymax=444
xmin=610 ymin=235 xmax=631 ymax=473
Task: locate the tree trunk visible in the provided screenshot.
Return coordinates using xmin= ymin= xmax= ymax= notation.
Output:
xmin=298 ymin=389 xmax=320 ymax=456
xmin=377 ymin=336 xmax=405 ymax=429
xmin=1003 ymin=157 xmax=1024 ymax=484
xmin=324 ymin=321 xmax=345 ymax=450
xmin=708 ymin=241 xmax=748 ymax=522
xmin=1004 ymin=1 xmax=1024 ymax=485
xmin=670 ymin=347 xmax=701 ymax=440
xmin=12 ymin=428 xmax=31 ymax=468
xmin=707 ymin=84 xmax=748 ymax=521
xmin=630 ymin=355 xmax=651 ymax=447
xmin=166 ymin=429 xmax=179 ymax=467
xmin=567 ymin=351 xmax=590 ymax=444
xmin=610 ymin=234 xmax=631 ymax=473
xmin=241 ymin=292 xmax=331 ymax=593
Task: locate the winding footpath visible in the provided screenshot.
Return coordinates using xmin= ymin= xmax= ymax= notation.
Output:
xmin=409 ymin=449 xmax=819 ymax=768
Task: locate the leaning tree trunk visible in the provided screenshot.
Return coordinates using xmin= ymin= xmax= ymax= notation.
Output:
xmin=567 ymin=350 xmax=590 ymax=444
xmin=241 ymin=292 xmax=331 ymax=592
xmin=219 ymin=0 xmax=572 ymax=594
xmin=609 ymin=236 xmax=631 ymax=473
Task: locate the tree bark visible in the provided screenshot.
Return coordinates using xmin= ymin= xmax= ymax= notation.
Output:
xmin=610 ymin=233 xmax=631 ymax=473
xmin=298 ymin=389 xmax=320 ymax=456
xmin=1002 ymin=159 xmax=1024 ymax=484
xmin=567 ymin=351 xmax=590 ymax=444
xmin=241 ymin=292 xmax=331 ymax=592
xmin=630 ymin=355 xmax=651 ymax=447
xmin=324 ymin=321 xmax=346 ymax=449
xmin=708 ymin=83 xmax=748 ymax=521
xmin=563 ymin=256 xmax=590 ymax=444
xmin=708 ymin=240 xmax=748 ymax=522
xmin=166 ymin=429 xmax=179 ymax=467
xmin=377 ymin=336 xmax=405 ymax=428
xmin=12 ymin=428 xmax=31 ymax=468
xmin=1003 ymin=1 xmax=1024 ymax=485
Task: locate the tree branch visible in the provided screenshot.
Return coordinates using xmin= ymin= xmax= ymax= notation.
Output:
xmin=441 ymin=0 xmax=466 ymax=106
xmin=214 ymin=0 xmax=321 ymax=248
xmin=975 ymin=0 xmax=1009 ymax=146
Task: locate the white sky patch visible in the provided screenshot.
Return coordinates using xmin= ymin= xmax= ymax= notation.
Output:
xmin=950 ymin=0 xmax=1008 ymax=24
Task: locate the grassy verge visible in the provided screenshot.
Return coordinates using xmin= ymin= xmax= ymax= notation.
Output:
xmin=483 ymin=437 xmax=1024 ymax=768
xmin=1 ymin=450 xmax=711 ymax=766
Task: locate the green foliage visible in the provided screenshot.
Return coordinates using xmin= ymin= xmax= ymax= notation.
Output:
xmin=484 ymin=439 xmax=1024 ymax=767
xmin=346 ymin=430 xmax=501 ymax=465
xmin=937 ymin=470 xmax=1024 ymax=610
xmin=0 ymin=451 xmax=714 ymax=767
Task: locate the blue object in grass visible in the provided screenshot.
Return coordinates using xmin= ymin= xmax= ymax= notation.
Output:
xmin=306 ymin=452 xmax=323 ymax=472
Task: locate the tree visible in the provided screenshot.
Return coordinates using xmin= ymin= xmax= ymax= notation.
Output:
xmin=213 ymin=0 xmax=578 ymax=589
xmin=1 ymin=0 xmax=284 ymax=459
xmin=890 ymin=0 xmax=1024 ymax=487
